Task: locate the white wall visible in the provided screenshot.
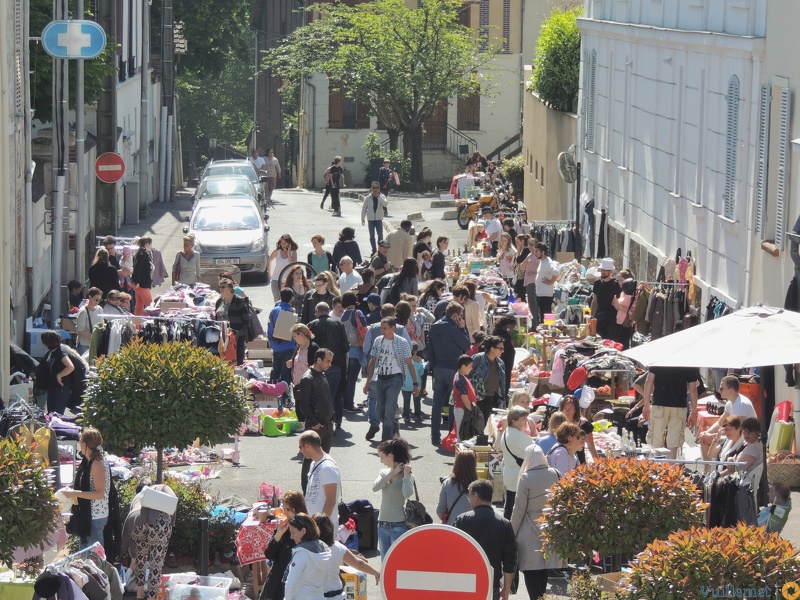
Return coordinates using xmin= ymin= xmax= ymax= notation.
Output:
xmin=304 ymin=54 xmax=523 ymax=187
xmin=578 ymin=0 xmax=766 ymax=306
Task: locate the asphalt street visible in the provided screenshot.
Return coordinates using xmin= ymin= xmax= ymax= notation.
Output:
xmin=114 ymin=188 xmax=573 ymax=598
xmin=114 ymin=187 xmax=800 ymax=597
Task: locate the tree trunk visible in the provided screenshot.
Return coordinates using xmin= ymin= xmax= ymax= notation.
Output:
xmin=408 ymin=125 xmax=424 ymax=191
xmin=156 ymin=446 xmax=164 ymax=484
xmin=387 ymin=128 xmax=400 ymax=151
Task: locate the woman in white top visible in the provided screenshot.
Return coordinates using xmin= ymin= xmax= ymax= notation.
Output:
xmin=547 ymin=422 xmax=586 ymax=477
xmin=171 ymin=235 xmax=201 ymax=286
xmin=268 ymin=234 xmax=298 ymax=302
xmin=312 ymin=513 xmax=380 ymax=600
xmin=497 ymin=406 xmax=534 ymax=519
xmin=496 ymin=232 xmax=517 ymax=280
xmin=75 ymin=287 xmax=104 ymax=355
xmin=284 ymin=513 xmax=331 ymax=600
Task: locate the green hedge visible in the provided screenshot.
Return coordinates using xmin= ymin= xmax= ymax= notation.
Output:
xmin=529 ymin=7 xmax=582 ymax=112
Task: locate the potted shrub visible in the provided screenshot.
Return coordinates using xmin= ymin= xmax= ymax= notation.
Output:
xmin=540 ymin=458 xmax=705 ymax=569
xmin=624 ymin=524 xmax=800 ymax=597
xmin=0 ymin=438 xmax=61 ymax=568
xmin=82 ymin=340 xmax=249 ymax=483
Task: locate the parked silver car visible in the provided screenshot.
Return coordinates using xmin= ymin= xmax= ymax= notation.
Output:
xmin=184 ymin=195 xmax=270 ymax=282
xmin=202 ymin=160 xmax=266 ymax=205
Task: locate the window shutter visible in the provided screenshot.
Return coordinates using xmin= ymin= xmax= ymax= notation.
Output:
xmin=723 ymin=75 xmax=740 ymax=220
xmin=356 ymin=102 xmax=371 ymax=129
xmin=328 ymin=85 xmax=344 ymax=129
xmin=582 ymin=49 xmax=590 ymax=150
xmin=587 ymin=50 xmax=597 ymax=152
xmin=755 ymin=84 xmax=771 ymax=238
xmin=775 ymin=87 xmax=791 ymax=250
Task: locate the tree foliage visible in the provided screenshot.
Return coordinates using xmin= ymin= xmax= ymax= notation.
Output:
xmin=0 ymin=438 xmax=61 ymax=568
xmin=29 ymin=0 xmax=117 ymax=123
xmin=529 ymin=7 xmax=582 ymax=112
xmin=264 ymin=0 xmax=496 ymax=188
xmin=82 ymin=341 xmax=249 ymax=483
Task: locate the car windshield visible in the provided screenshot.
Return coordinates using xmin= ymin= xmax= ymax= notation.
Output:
xmin=205 ymin=165 xmax=258 ymax=184
xmin=193 ymin=205 xmax=261 ymax=231
xmin=198 ymin=179 xmax=253 ymax=198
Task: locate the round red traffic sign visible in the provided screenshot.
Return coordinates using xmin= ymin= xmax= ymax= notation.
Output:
xmin=381 ymin=525 xmax=492 ymax=600
xmin=95 ymin=152 xmax=126 ymax=183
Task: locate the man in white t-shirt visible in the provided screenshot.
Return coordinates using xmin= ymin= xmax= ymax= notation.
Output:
xmin=337 ymin=256 xmax=363 ymax=292
xmin=697 ymin=375 xmax=757 ymax=455
xmin=363 ymin=317 xmax=419 ymax=442
xmin=298 ymin=430 xmax=341 ymax=519
xmin=249 ymin=149 xmax=266 ymax=174
xmin=482 ymin=208 xmax=503 ymax=257
xmin=533 ymin=242 xmax=560 ymax=325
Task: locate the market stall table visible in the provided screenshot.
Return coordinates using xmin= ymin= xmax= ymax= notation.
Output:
xmin=697 ymin=410 xmax=721 ymax=436
xmin=235 ymin=511 xmax=278 ymax=598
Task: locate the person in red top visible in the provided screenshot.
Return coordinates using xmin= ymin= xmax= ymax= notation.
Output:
xmin=453 ymin=354 xmax=477 ymax=441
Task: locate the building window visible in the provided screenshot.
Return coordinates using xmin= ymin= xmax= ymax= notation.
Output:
xmin=479 ymin=0 xmax=489 ymax=52
xmin=587 ymin=50 xmax=597 ymax=152
xmin=328 ymin=84 xmax=370 ymax=129
xmin=755 ymin=83 xmax=771 ymax=237
xmin=723 ymin=75 xmax=740 ymax=220
xmin=457 ymin=90 xmax=480 ymax=131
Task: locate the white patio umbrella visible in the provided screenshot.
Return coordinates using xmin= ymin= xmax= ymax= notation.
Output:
xmin=622 ymin=305 xmax=800 ymax=369
xmin=622 ymin=304 xmax=800 ymax=459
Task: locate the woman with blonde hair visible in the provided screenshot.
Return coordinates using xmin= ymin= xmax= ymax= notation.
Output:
xmin=319 ymin=270 xmax=341 ymax=297
xmin=61 ymin=427 xmax=110 ymax=548
xmin=287 ymin=324 xmax=319 ymax=391
xmin=436 ymin=448 xmax=478 ymax=525
xmin=496 ymin=232 xmax=517 ymax=280
xmin=171 ymin=234 xmax=200 ymax=286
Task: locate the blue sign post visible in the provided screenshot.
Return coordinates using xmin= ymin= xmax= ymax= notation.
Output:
xmin=42 ymin=20 xmax=106 ymax=60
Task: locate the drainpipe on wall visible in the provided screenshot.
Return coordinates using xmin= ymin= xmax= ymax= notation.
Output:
xmin=305 ymin=76 xmax=316 ymax=189
xmin=24 ymin=0 xmax=34 ymax=315
xmin=742 ymin=53 xmax=760 ymax=309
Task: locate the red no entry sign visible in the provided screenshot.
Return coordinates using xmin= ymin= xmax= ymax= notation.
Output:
xmin=95 ymin=152 xmax=126 ymax=183
xmin=381 ymin=525 xmax=492 ymax=600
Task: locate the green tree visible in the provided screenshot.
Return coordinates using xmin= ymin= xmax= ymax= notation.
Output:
xmin=82 ymin=341 xmax=249 ymax=483
xmin=264 ymin=0 xmax=496 ymax=190
xmin=0 ymin=438 xmax=61 ymax=568
xmin=528 ymin=7 xmax=582 ymax=112
xmin=29 ymin=0 xmax=117 ymax=122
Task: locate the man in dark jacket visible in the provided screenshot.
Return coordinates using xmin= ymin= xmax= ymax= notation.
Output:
xmin=454 ymin=479 xmax=517 ymax=600
xmin=309 ymin=302 xmax=350 ymax=431
xmin=297 ymin=348 xmax=335 ymax=492
xmin=427 ymin=302 xmax=470 ymax=445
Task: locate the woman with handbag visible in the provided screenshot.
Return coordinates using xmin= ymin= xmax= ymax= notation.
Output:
xmin=436 ymin=448 xmax=478 ymax=525
xmin=131 ymin=236 xmax=154 ymax=316
xmin=171 ymin=235 xmax=200 ymax=286
xmin=372 ymin=437 xmax=414 ymax=559
xmin=496 ymin=406 xmax=534 ymax=519
xmin=60 ymin=427 xmax=110 ymax=549
xmin=120 ymin=480 xmax=177 ymax=600
xmin=511 ymin=444 xmax=566 ymax=599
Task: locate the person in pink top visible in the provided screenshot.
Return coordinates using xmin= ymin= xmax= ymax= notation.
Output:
xmin=523 ymin=237 xmax=540 ymax=327
xmin=453 ymin=354 xmax=477 ymax=441
xmin=611 ymin=269 xmax=635 ymax=349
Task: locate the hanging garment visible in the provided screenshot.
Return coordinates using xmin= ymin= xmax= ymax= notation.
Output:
xmin=597 ymin=209 xmax=607 ymax=258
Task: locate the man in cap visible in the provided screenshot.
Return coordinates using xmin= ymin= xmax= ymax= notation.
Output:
xmin=591 ymin=257 xmax=621 ymax=340
xmin=370 ymin=239 xmax=393 ymax=278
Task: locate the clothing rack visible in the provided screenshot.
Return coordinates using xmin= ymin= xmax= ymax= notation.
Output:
xmin=650 ymin=458 xmax=748 ymax=470
xmin=529 ymin=219 xmax=573 ymax=224
xmin=639 ymin=281 xmax=686 ymax=287
xmin=49 ymin=542 xmax=103 ymax=569
xmin=95 ymin=235 xmax=138 ymax=247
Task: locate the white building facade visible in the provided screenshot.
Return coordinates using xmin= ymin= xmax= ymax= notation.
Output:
xmin=577 ymin=0 xmax=767 ymax=307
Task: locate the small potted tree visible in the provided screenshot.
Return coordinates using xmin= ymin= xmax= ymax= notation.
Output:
xmin=82 ymin=340 xmax=250 ymax=483
xmin=625 ymin=524 xmax=800 ymax=597
xmin=0 ymin=438 xmax=61 ymax=568
xmin=540 ymin=457 xmax=705 ymax=571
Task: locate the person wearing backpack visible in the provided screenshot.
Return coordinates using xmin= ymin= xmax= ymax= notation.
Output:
xmin=340 ymin=291 xmax=368 ymax=413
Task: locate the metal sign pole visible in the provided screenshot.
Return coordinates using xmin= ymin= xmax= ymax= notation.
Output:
xmin=75 ymin=0 xmax=86 ymax=282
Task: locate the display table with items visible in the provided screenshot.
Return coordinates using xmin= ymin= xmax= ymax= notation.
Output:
xmin=235 ymin=507 xmax=279 ymax=598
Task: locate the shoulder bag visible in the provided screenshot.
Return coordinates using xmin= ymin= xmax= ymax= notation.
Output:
xmin=503 ymin=430 xmax=524 ymax=467
xmin=404 ymin=480 xmax=433 ymax=529
xmin=440 ymin=489 xmax=465 ymax=524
